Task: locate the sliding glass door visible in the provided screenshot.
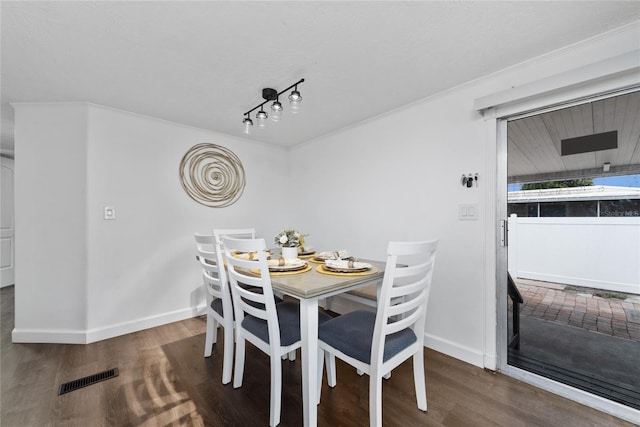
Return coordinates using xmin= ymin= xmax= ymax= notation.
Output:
xmin=504 ymin=90 xmax=640 ymax=410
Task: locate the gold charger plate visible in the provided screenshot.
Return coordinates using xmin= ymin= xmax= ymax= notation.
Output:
xmin=316 ymin=264 xmax=378 ymax=276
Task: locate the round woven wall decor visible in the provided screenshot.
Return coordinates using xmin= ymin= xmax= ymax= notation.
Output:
xmin=179 ymin=143 xmax=246 ymax=208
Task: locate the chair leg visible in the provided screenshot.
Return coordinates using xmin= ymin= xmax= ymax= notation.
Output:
xmin=233 ymin=336 xmax=245 ymax=389
xmin=221 ymin=325 xmax=234 ymax=385
xmin=369 ymin=374 xmax=383 ymax=427
xmin=204 ymin=315 xmax=217 ymax=357
xmin=325 ymin=353 xmax=336 ymax=387
xmin=413 ymin=351 xmax=427 ymax=411
xmin=317 ymin=348 xmax=324 ymax=405
xmin=270 ymin=353 xmax=282 ymax=427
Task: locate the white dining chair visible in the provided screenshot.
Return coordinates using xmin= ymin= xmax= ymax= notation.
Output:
xmin=222 ymin=236 xmax=331 ymax=427
xmin=317 ymin=240 xmax=438 ymax=427
xmin=194 ymin=233 xmax=235 ymax=385
xmin=214 ymin=228 xmax=299 ymax=360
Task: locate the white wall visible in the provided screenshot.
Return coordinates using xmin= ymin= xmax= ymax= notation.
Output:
xmin=291 ymin=85 xmax=490 ymax=365
xmin=13 ymin=104 xmax=89 ymax=338
xmin=13 ymin=103 xmax=290 ymax=343
xmin=508 ymin=216 xmax=640 ymax=294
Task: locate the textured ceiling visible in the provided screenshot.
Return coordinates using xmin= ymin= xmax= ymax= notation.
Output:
xmin=2 ymin=1 xmax=640 ymax=156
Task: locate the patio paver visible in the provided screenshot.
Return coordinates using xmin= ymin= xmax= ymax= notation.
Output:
xmin=515 ymin=280 xmax=640 ymax=343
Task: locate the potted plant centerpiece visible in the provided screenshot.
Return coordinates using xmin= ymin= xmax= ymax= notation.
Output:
xmin=274 ymin=228 xmax=305 ymax=260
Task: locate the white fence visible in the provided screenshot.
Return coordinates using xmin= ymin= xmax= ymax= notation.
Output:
xmin=508 ymin=215 xmax=640 ymax=295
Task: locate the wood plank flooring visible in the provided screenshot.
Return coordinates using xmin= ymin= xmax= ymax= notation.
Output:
xmin=1 ymin=286 xmax=634 ymax=426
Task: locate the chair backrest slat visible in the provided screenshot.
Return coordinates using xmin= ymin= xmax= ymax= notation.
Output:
xmin=194 ymin=233 xmax=230 ymax=311
xmin=385 ymin=304 xmax=423 ymax=335
xmin=388 ymin=277 xmax=427 ymax=300
xmin=386 ymin=288 xmax=425 ymax=318
xmin=201 ymin=263 xmax=224 ymax=300
xmin=213 ymin=228 xmax=256 ymax=245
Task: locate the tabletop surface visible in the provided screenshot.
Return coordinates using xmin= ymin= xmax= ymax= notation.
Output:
xmin=269 ymin=258 xmax=386 ymax=299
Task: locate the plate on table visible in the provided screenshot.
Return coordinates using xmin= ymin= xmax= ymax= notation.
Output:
xmin=298 ymin=249 xmax=316 ymax=256
xmin=268 ymin=260 xmax=307 ymax=272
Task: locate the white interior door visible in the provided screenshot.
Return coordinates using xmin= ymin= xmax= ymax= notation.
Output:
xmin=1 ymin=157 xmax=15 ymax=287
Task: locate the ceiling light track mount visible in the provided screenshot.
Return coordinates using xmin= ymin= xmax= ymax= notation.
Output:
xmin=242 ymin=78 xmax=304 ymax=134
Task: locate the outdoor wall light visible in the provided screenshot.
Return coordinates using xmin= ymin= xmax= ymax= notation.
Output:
xmin=242 ymin=78 xmax=304 ymax=134
xmin=461 ymin=173 xmax=478 ymax=188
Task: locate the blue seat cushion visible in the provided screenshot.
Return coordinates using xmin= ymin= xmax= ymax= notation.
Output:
xmin=241 ymin=302 xmax=332 ymax=346
xmin=211 ymin=298 xmax=225 ymax=316
xmin=210 ymin=291 xmax=283 ymax=318
xmin=318 ymin=310 xmax=416 ymax=364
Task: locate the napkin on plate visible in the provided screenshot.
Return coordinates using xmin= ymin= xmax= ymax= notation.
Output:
xmin=268 ymin=257 xmax=303 ymax=267
xmin=324 ymin=259 xmax=371 ymax=270
xmin=316 ymin=250 xmax=349 ymax=260
xmin=233 ymin=251 xmax=271 ymax=260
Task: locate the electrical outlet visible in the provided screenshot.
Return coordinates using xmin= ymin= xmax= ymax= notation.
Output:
xmin=104 ymin=206 xmax=116 ymax=220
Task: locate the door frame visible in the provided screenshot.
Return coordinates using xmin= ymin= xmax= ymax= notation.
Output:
xmin=491 ymin=86 xmax=640 ymax=423
xmin=1 ymin=155 xmax=15 ymax=287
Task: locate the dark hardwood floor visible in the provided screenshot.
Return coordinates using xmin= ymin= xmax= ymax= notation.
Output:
xmin=1 ymin=285 xmax=634 ymax=426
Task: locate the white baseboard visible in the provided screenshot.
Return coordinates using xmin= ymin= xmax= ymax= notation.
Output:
xmin=424 ymin=333 xmax=485 ymax=368
xmin=12 ymin=304 xmax=207 ymax=344
xmin=12 ymin=328 xmax=87 ymax=344
xmin=85 ymin=304 xmax=207 ymax=343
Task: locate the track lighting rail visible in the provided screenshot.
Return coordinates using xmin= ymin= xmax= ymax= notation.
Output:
xmin=242 ymin=78 xmax=305 ymax=134
xmin=243 ymin=78 xmax=305 ymax=117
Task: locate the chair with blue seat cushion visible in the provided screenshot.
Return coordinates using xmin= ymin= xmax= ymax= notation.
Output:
xmin=194 ymin=233 xmax=235 ymax=385
xmin=196 ymin=228 xmax=272 ymax=384
xmin=222 ymin=236 xmax=332 ymax=427
xmin=318 ymin=240 xmax=438 ymax=427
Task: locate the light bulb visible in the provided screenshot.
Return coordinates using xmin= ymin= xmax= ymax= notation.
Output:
xmin=289 ymin=90 xmax=302 ymax=102
xmin=256 ymin=109 xmax=268 ymax=128
xmin=242 ymin=117 xmax=253 ymax=135
xmin=271 ymin=100 xmax=283 ymax=122
xmin=289 ymin=90 xmax=302 ymax=114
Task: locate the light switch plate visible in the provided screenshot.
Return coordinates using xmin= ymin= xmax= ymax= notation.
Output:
xmin=458 ymin=203 xmax=478 ymax=220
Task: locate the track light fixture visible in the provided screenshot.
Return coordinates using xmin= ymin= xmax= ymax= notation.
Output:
xmin=242 ymin=115 xmax=253 ymax=135
xmin=242 ymin=78 xmax=304 ymax=134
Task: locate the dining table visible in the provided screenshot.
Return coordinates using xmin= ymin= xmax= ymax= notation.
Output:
xmin=267 ymin=255 xmax=386 ymax=427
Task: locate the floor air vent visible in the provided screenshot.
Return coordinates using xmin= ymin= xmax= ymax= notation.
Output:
xmin=58 ymin=368 xmax=119 ymax=395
